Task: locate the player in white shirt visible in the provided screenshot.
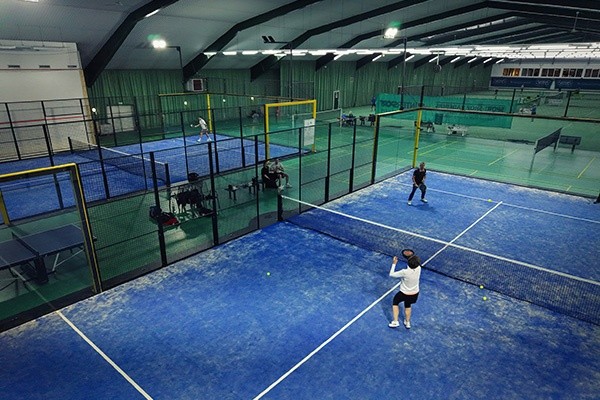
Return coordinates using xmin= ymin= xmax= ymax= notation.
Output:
xmin=192 ymin=117 xmax=211 ymax=142
xmin=388 ymin=252 xmax=422 ymax=329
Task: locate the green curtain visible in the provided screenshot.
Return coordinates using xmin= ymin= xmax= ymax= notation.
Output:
xmin=89 ymin=62 xmax=492 ymax=115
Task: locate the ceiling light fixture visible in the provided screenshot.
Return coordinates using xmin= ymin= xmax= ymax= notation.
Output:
xmin=384 ymin=27 xmax=398 ymax=39
xmin=151 ymin=39 xmax=167 ymax=49
xmin=572 ymin=11 xmax=580 ymax=33
xmin=145 ymin=9 xmax=161 ymax=18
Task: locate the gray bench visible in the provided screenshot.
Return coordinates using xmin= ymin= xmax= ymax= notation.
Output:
xmin=559 ymin=135 xmax=581 ymax=153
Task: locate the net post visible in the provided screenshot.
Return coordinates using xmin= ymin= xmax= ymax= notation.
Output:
xmin=530 ymin=140 xmax=538 ymax=171
xmin=149 ymin=152 xmax=168 ymax=267
xmin=563 ymin=91 xmax=572 ymax=118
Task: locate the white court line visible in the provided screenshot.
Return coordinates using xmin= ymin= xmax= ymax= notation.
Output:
xmin=410 ymin=185 xmax=600 ymax=224
xmin=56 ymin=311 xmax=154 ymax=400
xmin=253 ymin=197 xmax=503 ymax=399
xmin=8 ymin=269 xmax=153 ymax=399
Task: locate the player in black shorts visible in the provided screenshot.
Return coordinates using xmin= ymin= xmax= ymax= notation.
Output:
xmin=408 ymin=162 xmax=427 ymax=206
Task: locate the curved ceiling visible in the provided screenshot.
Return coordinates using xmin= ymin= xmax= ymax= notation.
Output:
xmin=1 ymin=0 xmax=599 ymax=85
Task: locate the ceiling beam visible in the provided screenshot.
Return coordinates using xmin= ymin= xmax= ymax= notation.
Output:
xmin=489 ymin=1 xmax=600 ymax=18
xmin=454 ymin=57 xmax=475 ymax=68
xmin=184 ymin=0 xmax=324 ymax=80
xmin=356 ymin=53 xmax=383 ymax=70
xmin=413 ymin=55 xmax=437 ymax=70
xmin=511 ymin=12 xmax=600 ymax=34
xmin=463 ymin=26 xmax=552 ymax=44
xmin=387 ymin=53 xmax=411 ymax=70
xmin=248 ymin=0 xmax=426 ymax=79
xmin=316 ymin=2 xmax=494 ymax=71
xmin=469 ymin=58 xmax=488 ymax=68
xmin=495 ymin=0 xmax=600 ymax=12
xmin=84 ymin=0 xmax=179 ymax=87
xmin=422 ymin=18 xmax=527 ymax=45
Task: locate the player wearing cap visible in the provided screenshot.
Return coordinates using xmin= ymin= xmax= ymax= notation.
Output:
xmin=388 ymin=250 xmax=422 ymax=329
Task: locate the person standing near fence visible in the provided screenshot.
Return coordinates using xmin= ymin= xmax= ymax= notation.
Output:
xmin=192 ymin=117 xmax=211 ymax=142
xmin=407 ymin=162 xmax=427 ymax=205
xmin=388 ymin=251 xmax=422 ymax=329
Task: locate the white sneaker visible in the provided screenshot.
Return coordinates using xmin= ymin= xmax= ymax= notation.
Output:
xmin=388 ymin=320 xmax=400 ymax=328
xmin=403 ymin=319 xmax=411 ymax=329
xmin=407 ymin=201 xmax=412 ymax=205
xmin=286 ymin=183 xmax=292 ymax=188
xmin=421 ymin=198 xmax=428 ymax=203
xmin=197 ymin=139 xmax=202 ymax=142
xmin=207 ymin=137 xmax=212 ymax=141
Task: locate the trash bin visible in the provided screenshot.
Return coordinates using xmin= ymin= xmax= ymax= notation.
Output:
xmin=434 ymin=113 xmax=443 ymax=125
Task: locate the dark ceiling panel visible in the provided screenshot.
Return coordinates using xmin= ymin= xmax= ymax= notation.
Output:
xmin=413 ymin=54 xmax=437 ymax=69
xmin=185 ymin=0 xmax=324 ymax=80
xmin=387 ymin=53 xmax=411 ymax=70
xmin=250 ymin=0 xmax=426 ymax=78
xmin=499 ymin=0 xmax=600 ymax=11
xmin=422 ymin=18 xmax=527 ymax=45
xmin=84 ymin=0 xmax=180 ymax=86
xmin=342 ymin=3 xmax=496 ymax=70
xmin=511 ymin=12 xmax=600 ymax=34
xmin=469 ymin=57 xmax=488 ymax=68
xmin=453 ymin=57 xmax=475 ymax=68
xmin=463 ymin=26 xmax=551 ymax=45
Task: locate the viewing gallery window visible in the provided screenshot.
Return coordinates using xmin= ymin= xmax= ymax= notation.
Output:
xmin=520 ymin=68 xmax=540 ymax=77
xmin=502 ymin=68 xmax=520 ymax=76
xmin=562 ymin=68 xmax=583 ymax=77
xmin=541 ymin=68 xmax=561 ymax=77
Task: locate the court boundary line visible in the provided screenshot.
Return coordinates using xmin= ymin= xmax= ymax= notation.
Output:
xmin=253 ymin=196 xmax=502 ymax=399
xmin=56 ymin=311 xmax=154 ymax=400
xmin=393 ymin=181 xmax=600 ymax=224
xmin=7 ymin=269 xmax=153 ymax=400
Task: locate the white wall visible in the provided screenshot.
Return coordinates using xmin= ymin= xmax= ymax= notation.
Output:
xmin=0 ymin=40 xmax=84 ymax=102
xmin=0 ymin=40 xmax=89 ymax=154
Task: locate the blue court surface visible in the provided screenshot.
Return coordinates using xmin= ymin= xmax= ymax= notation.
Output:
xmin=0 ymin=134 xmax=298 ymax=221
xmin=0 ymin=172 xmax=598 ymax=399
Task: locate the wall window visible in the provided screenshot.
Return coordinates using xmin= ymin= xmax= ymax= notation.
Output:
xmin=502 ymin=68 xmax=520 ymax=76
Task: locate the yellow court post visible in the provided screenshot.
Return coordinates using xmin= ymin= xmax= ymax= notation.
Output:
xmin=263 ymin=99 xmax=317 ymax=159
xmin=206 ymin=93 xmax=213 ymax=132
xmin=0 ymin=189 xmax=9 ymax=226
